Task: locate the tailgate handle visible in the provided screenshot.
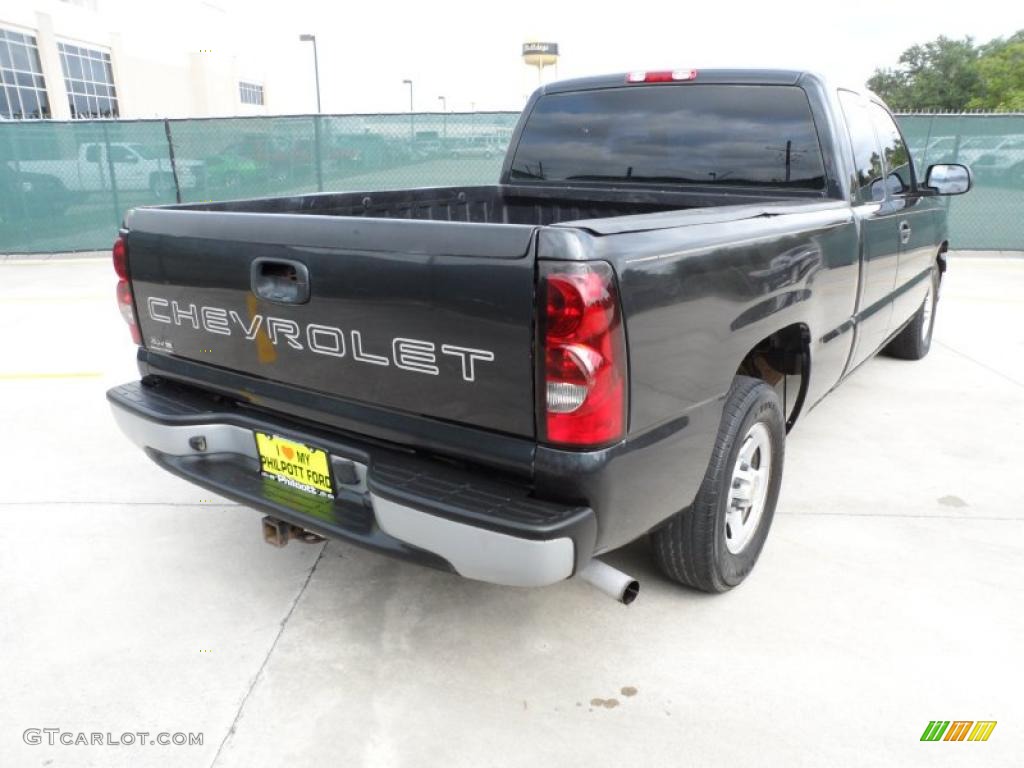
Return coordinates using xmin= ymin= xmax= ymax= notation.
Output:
xmin=251 ymin=258 xmax=310 ymax=304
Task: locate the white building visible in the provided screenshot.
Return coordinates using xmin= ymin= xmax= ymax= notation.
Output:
xmin=0 ymin=0 xmax=317 ymax=120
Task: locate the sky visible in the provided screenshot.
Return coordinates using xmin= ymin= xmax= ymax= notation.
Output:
xmin=118 ymin=0 xmax=1024 ymax=114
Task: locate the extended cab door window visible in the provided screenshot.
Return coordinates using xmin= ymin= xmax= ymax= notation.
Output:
xmin=837 ymin=91 xmax=884 ymax=203
xmin=867 ymin=103 xmax=915 ymax=196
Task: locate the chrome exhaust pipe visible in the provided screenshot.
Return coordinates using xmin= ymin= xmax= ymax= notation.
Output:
xmin=578 ymin=559 xmax=639 ymax=604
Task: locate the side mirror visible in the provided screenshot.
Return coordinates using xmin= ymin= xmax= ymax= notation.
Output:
xmin=924 ymin=163 xmax=971 ymax=195
xmin=869 ymin=172 xmax=907 ymax=201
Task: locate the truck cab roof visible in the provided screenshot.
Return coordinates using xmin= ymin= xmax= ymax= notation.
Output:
xmin=540 ymin=69 xmax=812 ymax=95
xmin=538 ymin=69 xmax=886 ymax=109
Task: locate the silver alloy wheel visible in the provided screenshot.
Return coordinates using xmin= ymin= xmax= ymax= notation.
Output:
xmin=725 ymin=422 xmax=772 ymax=555
xmin=921 ymin=283 xmax=934 ymax=343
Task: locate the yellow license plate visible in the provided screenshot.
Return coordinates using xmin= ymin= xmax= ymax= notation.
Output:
xmin=255 ymin=432 xmax=334 ymax=499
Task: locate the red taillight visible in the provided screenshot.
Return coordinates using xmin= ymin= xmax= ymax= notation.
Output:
xmin=541 ymin=262 xmax=627 ymax=447
xmin=113 ymin=235 xmax=128 ymax=279
xmin=113 ymin=235 xmax=140 ymax=344
xmin=626 ymin=69 xmax=697 ymax=84
xmin=116 ymin=279 xmax=141 ymax=344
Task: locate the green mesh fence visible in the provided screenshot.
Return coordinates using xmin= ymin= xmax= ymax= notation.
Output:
xmin=0 ymin=113 xmax=518 ymax=253
xmin=1 ymin=111 xmax=1022 ymax=254
xmin=0 ymin=119 xmax=176 ymax=253
xmin=898 ymin=113 xmax=1024 ymax=251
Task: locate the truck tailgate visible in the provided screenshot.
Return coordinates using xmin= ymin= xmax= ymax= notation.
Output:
xmin=126 ymin=209 xmax=538 ymax=437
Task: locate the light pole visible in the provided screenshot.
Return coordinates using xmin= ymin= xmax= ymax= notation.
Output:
xmin=438 ymin=96 xmax=447 ymax=141
xmin=402 ymin=79 xmax=414 ymax=143
xmin=402 ymin=79 xmax=414 ymax=112
xmin=298 ymin=34 xmax=321 ymax=113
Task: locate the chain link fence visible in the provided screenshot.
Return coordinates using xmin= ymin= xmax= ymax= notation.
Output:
xmin=0 ymin=113 xmax=519 ymax=253
xmin=898 ymin=113 xmax=1024 ymax=251
xmin=2 ymin=111 xmax=1022 ymax=254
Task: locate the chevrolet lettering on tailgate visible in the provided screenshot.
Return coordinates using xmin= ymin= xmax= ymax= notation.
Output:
xmin=145 ymin=297 xmax=495 ymax=382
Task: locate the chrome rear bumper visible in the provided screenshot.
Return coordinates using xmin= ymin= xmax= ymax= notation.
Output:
xmin=108 ymin=381 xmax=595 ymax=587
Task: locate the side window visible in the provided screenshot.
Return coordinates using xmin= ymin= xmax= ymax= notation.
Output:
xmin=838 ymin=90 xmax=884 ymax=204
xmin=107 ymin=144 xmax=135 ymax=163
xmin=868 ymin=103 xmax=913 ymax=195
xmin=84 ymin=144 xmax=101 ymax=162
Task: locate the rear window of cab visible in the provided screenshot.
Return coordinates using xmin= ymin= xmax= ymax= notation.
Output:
xmin=510 ymin=84 xmax=827 ymax=190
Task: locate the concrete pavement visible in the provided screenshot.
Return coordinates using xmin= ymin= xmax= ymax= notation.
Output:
xmin=0 ymin=254 xmax=1021 ymax=767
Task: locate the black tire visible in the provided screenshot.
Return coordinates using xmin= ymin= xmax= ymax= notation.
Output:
xmin=883 ymin=265 xmax=938 ymax=360
xmin=651 ymin=376 xmax=786 ymax=593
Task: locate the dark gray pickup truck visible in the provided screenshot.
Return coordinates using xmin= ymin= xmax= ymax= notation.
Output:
xmin=108 ymin=69 xmax=971 ymax=603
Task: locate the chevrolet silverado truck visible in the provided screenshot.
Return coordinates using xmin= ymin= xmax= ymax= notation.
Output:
xmin=15 ymin=142 xmax=203 ymax=198
xmin=107 ymin=70 xmax=971 ymax=603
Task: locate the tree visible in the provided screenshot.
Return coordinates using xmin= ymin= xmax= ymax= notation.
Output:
xmin=969 ymin=36 xmax=1024 ymax=110
xmin=865 ymin=69 xmax=911 ymax=109
xmin=868 ymin=36 xmax=981 ymax=111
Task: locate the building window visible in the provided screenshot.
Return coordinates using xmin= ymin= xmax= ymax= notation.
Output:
xmin=239 ymin=81 xmax=264 ymax=105
xmin=0 ymin=28 xmax=51 ymax=119
xmin=58 ymin=41 xmax=119 ymax=118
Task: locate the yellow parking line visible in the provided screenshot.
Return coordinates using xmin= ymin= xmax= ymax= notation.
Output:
xmin=1 ymin=295 xmax=107 ymax=302
xmin=0 ymin=372 xmax=102 ymax=380
xmin=0 ymin=257 xmax=107 ymax=266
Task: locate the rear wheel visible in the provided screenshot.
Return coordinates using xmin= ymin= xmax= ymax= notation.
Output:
xmin=651 ymin=376 xmax=786 ymax=593
xmin=883 ymin=265 xmax=938 ymax=360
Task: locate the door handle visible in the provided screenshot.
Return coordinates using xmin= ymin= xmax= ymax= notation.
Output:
xmin=251 ymin=258 xmax=310 ymax=304
xmin=898 ymin=221 xmax=912 ymax=244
